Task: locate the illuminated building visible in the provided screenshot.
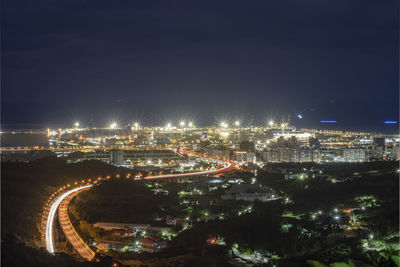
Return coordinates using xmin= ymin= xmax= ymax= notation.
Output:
xmin=110 ymin=149 xmax=124 ymax=164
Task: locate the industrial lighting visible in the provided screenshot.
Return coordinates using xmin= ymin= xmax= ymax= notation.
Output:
xmin=235 ymin=120 xmax=240 ymax=126
xmin=269 ymin=120 xmax=274 ymax=126
xmin=133 ymin=122 xmax=139 ymax=128
xmin=74 ymin=122 xmax=80 ymax=127
xmin=220 ymin=122 xmax=228 ymax=128
xmin=188 ymin=122 xmax=193 ymax=127
xmin=180 ymin=121 xmax=185 ymax=127
xmin=109 ymin=122 xmax=117 ymax=129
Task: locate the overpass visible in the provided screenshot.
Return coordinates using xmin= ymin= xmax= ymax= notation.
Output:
xmin=0 ymin=144 xmax=175 ymax=152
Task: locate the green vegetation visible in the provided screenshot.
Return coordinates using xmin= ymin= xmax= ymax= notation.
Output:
xmin=1 ymin=157 xmax=131 ymax=242
xmin=307 ymin=248 xmax=399 ymax=267
xmin=2 ymin=157 xmax=398 ymax=266
xmin=163 ymin=162 xmax=399 ymax=266
xmin=70 ymin=179 xmax=181 ymax=224
xmin=1 ymin=235 xmax=111 ymax=267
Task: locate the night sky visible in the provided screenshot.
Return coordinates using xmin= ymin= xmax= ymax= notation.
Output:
xmin=1 ymin=0 xmax=398 ymax=132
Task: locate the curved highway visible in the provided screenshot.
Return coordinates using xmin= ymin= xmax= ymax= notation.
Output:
xmin=58 ymin=188 xmax=95 ymax=261
xmin=44 ymin=152 xmax=235 ymax=260
xmin=45 ymin=185 xmax=93 ymax=254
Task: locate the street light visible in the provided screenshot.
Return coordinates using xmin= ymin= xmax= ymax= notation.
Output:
xmin=74 ymin=122 xmax=80 ymax=127
xmin=109 ymin=122 xmax=117 ymax=129
xmin=188 ymin=122 xmax=193 ymax=127
xmin=235 ymin=121 xmax=240 ymax=127
xmin=220 ymin=122 xmax=228 ymax=128
xmin=269 ymin=120 xmax=274 ymax=126
xmin=369 ymin=234 xmax=374 ymax=240
xmin=180 ymin=121 xmax=185 ymax=127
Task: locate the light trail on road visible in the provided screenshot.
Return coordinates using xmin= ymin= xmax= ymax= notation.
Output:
xmin=45 ymin=185 xmax=92 ymax=254
xmin=144 ymin=161 xmax=234 ymax=180
xmin=144 ymin=148 xmax=235 ymax=180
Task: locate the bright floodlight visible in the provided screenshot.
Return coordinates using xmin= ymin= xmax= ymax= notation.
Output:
xmin=220 ymin=122 xmax=228 ymax=128
xmin=269 ymin=120 xmax=274 ymax=126
xmin=109 ymin=122 xmax=117 ymax=129
xmin=235 ymin=120 xmax=240 ymax=126
xmin=297 ymin=114 xmax=303 ymax=119
xmin=134 ymin=122 xmax=139 ymax=127
xmin=74 ymin=122 xmax=80 ymax=127
xmin=180 ymin=121 xmax=185 ymax=127
xmin=166 ymin=122 xmax=172 ymax=128
xmin=188 ymin=122 xmax=193 ymax=127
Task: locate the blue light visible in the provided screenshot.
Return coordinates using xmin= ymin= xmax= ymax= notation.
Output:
xmin=320 ymin=120 xmax=337 ymax=123
xmin=384 ymin=121 xmax=397 ymax=124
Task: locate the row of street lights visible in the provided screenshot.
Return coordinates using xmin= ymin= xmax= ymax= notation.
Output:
xmin=74 ymin=121 xmax=193 ymax=130
xmin=219 ymin=120 xmax=288 ymax=128
xmin=72 ymin=120 xmax=289 ymax=130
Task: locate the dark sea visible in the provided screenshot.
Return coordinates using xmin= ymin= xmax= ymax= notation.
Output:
xmin=0 ymin=124 xmax=57 ymax=147
xmin=0 ymin=133 xmax=48 ymax=147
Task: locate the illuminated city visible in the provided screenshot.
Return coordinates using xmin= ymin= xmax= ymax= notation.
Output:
xmin=2 ymin=119 xmax=399 ymax=164
xmin=1 ymin=1 xmax=399 ymax=267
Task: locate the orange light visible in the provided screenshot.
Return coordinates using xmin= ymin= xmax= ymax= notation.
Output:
xmin=342 ymin=209 xmax=352 ymax=214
